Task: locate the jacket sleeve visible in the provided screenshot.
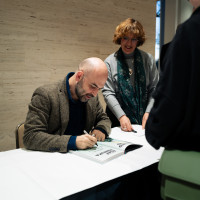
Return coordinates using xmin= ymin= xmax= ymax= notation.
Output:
xmin=85 ymin=94 xmax=111 ymax=136
xmin=24 ymin=86 xmax=70 ymax=153
xmin=102 ymin=56 xmax=126 ymax=120
xmin=144 ymin=53 xmax=159 ymax=113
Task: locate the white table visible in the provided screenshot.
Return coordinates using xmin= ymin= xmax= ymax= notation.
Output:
xmin=0 ymin=125 xmax=163 ymax=200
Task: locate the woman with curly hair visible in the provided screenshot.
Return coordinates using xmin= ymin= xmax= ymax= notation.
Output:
xmin=102 ymin=18 xmax=159 ymax=131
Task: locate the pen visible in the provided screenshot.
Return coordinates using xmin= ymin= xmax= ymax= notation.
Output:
xmin=84 ymin=130 xmax=98 ymax=146
xmin=132 ymin=130 xmax=137 ymax=133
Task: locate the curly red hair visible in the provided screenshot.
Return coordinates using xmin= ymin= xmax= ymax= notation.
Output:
xmin=113 ymin=18 xmax=146 ymax=47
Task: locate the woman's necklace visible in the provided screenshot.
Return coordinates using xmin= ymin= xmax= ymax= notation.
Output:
xmin=128 ymin=58 xmax=134 ymax=75
xmin=129 ymin=68 xmax=133 ymax=75
xmin=125 ymin=54 xmax=134 ymax=76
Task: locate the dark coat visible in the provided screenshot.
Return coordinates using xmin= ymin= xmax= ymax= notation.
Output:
xmin=145 ymin=7 xmax=200 ymax=151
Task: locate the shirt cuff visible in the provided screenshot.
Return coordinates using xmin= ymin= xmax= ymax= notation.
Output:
xmin=67 ymin=136 xmax=77 ymax=151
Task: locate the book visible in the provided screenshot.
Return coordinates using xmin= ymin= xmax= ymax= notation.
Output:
xmin=69 ymin=138 xmax=142 ymax=163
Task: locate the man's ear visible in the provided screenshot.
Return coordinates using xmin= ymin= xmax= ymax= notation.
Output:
xmin=75 ymin=70 xmax=84 ymax=82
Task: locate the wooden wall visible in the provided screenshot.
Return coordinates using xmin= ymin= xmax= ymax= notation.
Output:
xmin=0 ymin=0 xmax=156 ymax=151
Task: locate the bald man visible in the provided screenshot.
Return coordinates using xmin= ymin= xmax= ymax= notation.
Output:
xmin=24 ymin=57 xmax=111 ymax=152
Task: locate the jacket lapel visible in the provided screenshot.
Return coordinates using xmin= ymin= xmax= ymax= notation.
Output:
xmin=84 ymin=100 xmax=94 ymax=132
xmin=59 ymin=78 xmax=69 ymax=135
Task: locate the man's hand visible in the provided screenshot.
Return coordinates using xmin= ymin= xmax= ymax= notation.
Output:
xmin=91 ymin=129 xmax=105 ymax=141
xmin=76 ymin=134 xmax=97 ymax=150
xmin=142 ymin=112 xmax=149 ymax=129
xmin=119 ymin=115 xmax=133 ymax=132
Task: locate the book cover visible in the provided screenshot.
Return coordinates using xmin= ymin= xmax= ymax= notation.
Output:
xmin=70 ymin=138 xmax=142 ymax=163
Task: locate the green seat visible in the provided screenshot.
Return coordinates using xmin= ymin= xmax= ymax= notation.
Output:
xmin=158 ymin=149 xmax=200 ymax=200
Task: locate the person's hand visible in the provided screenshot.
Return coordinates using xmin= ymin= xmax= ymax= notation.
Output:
xmin=76 ymin=134 xmax=97 ymax=149
xmin=91 ymin=129 xmax=106 ymax=141
xmin=142 ymin=112 xmax=149 ymax=129
xmin=119 ymin=115 xmax=133 ymax=132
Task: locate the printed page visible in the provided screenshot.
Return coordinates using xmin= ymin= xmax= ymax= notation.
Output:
xmin=98 ymin=138 xmax=142 ymax=153
xmin=70 ymin=144 xmax=123 ymax=163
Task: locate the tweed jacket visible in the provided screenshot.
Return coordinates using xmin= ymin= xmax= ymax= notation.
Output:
xmin=24 ymin=77 xmax=111 ymax=153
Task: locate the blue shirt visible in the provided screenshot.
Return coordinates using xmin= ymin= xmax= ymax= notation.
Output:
xmin=65 ymin=72 xmax=86 ymax=150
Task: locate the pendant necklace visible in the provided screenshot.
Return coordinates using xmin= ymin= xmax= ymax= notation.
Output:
xmin=129 ymin=58 xmax=134 ymax=75
xmin=129 ymin=68 xmax=133 ymax=75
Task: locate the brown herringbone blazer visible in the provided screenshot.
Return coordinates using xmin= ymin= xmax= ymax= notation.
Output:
xmin=24 ymin=77 xmax=111 ymax=152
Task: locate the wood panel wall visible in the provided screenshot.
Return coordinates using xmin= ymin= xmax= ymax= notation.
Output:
xmin=0 ymin=0 xmax=156 ymax=151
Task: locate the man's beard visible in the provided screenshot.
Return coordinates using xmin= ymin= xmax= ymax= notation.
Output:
xmin=75 ymin=80 xmax=94 ymax=102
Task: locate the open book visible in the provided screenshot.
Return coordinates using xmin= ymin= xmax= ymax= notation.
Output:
xmin=69 ymin=138 xmax=142 ymax=163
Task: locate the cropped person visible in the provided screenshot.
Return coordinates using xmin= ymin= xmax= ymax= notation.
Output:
xmin=23 ymin=57 xmax=111 ymax=152
xmin=159 ymin=42 xmax=171 ymax=72
xmin=102 ymin=18 xmax=159 ymax=131
xmin=145 ymin=0 xmax=200 ymax=151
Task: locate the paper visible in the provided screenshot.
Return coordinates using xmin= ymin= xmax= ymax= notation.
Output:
xmin=111 ymin=124 xmax=145 ymax=137
xmin=70 ymin=138 xmax=142 ymax=163
xmin=0 ymin=125 xmax=163 ymax=200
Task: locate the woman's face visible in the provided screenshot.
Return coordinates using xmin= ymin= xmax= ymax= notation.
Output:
xmin=189 ymin=0 xmax=200 ymax=10
xmin=120 ymin=33 xmax=138 ymax=55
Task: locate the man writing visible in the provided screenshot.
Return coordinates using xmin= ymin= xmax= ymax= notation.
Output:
xmin=23 ymin=57 xmax=111 ymax=152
